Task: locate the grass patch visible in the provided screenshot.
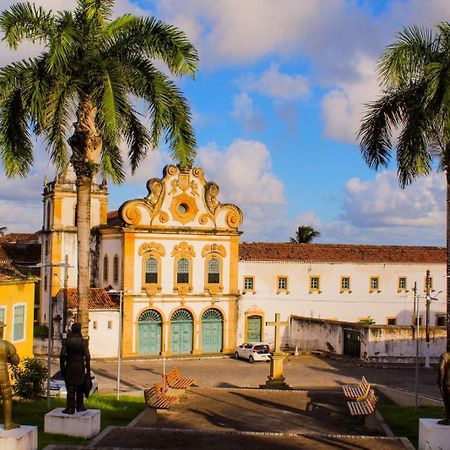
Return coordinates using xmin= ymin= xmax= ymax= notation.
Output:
xmin=14 ymin=394 xmax=145 ymax=449
xmin=378 ymin=404 xmax=444 ymax=449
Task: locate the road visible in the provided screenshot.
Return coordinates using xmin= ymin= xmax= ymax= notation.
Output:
xmin=90 ymin=354 xmax=441 ymax=399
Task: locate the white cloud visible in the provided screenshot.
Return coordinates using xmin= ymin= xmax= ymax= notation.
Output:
xmin=304 ymin=171 xmax=445 ymax=245
xmin=240 ymin=63 xmax=309 ymax=100
xmin=231 ymin=92 xmax=266 ymax=133
xmin=321 ymin=55 xmax=379 ymax=143
xmin=196 ymin=139 xmax=287 ymax=241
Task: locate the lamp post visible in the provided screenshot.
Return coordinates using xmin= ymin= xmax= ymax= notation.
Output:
xmin=107 ymin=289 xmax=125 ymax=400
xmin=37 ymin=262 xmax=70 ymax=409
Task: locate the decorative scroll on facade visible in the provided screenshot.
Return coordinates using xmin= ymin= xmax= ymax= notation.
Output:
xmin=119 ymin=165 xmax=243 ymax=231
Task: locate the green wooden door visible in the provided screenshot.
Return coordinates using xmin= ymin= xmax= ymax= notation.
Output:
xmin=247 ymin=315 xmax=262 ymax=342
xmin=138 ymin=310 xmax=162 ymax=355
xmin=343 ymin=329 xmax=361 ymax=358
xmin=171 ymin=309 xmax=193 ymax=354
xmin=202 ymin=308 xmax=223 ymax=353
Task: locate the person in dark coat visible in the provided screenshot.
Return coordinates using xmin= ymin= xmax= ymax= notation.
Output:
xmin=60 ymin=322 xmax=91 ymax=414
xmin=438 ymin=351 xmax=450 ymax=425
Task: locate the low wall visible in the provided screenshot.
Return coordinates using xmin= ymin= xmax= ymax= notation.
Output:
xmin=290 ymin=316 xmax=446 ymax=362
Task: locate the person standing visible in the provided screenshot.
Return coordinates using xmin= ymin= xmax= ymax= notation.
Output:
xmin=0 ymin=321 xmax=20 ymax=429
xmin=60 ymin=322 xmax=91 ymax=414
xmin=438 ymin=351 xmax=450 ymax=425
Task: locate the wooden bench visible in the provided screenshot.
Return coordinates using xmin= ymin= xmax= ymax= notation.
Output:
xmin=144 ymin=383 xmax=179 ymax=410
xmin=164 ymin=367 xmax=195 ymax=391
xmin=342 ymin=376 xmax=371 ymax=401
xmin=347 ymin=389 xmax=378 ymax=417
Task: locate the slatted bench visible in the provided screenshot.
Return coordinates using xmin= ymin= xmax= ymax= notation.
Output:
xmin=144 ymin=383 xmax=179 ymax=410
xmin=164 ymin=367 xmax=195 ymax=391
xmin=342 ymin=376 xmax=371 ymax=401
xmin=347 ymin=388 xmax=378 ymax=417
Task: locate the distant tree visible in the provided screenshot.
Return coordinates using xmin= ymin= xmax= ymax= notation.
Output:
xmin=358 ymin=22 xmax=450 ymax=351
xmin=290 ymin=226 xmax=320 ymax=244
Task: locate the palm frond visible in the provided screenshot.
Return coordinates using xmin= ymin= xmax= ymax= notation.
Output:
xmin=0 ymin=89 xmax=33 ymax=177
xmin=105 ymin=16 xmax=198 ymax=77
xmin=358 ymin=90 xmax=405 ymax=170
xmin=76 ymin=0 xmax=113 ymax=26
xmin=0 ymin=2 xmax=55 ymax=48
xmin=379 ymin=25 xmax=436 ymax=87
xmin=101 ymin=139 xmax=124 ymax=183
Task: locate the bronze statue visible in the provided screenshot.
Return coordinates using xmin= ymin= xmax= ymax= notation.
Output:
xmin=60 ymin=322 xmax=91 ymax=414
xmin=0 ymin=321 xmax=20 ymax=430
xmin=438 ymin=351 xmax=450 ymax=425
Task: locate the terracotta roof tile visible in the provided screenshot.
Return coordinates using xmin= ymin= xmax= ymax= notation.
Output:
xmin=239 ymin=242 xmax=446 ymax=264
xmin=0 ymin=233 xmax=39 ymax=243
xmin=61 ymin=288 xmax=118 ymax=310
xmin=107 ymin=210 xmax=121 ymax=226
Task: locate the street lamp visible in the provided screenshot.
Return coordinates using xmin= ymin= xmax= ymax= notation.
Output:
xmin=37 ymin=262 xmax=71 ymax=409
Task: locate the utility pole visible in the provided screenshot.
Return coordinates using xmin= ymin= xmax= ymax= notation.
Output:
xmin=425 ymin=270 xmax=431 ymax=368
xmin=413 ymin=282 xmax=419 ymax=410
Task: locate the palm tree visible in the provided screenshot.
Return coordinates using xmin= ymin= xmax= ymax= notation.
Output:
xmin=0 ymin=1 xmax=198 ymax=339
xmin=290 ymin=225 xmax=320 ymax=243
xmin=358 ymin=22 xmax=450 ymax=351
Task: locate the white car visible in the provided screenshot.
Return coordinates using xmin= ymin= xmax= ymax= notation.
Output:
xmin=234 ymin=342 xmax=271 ymax=363
xmin=49 ymin=370 xmax=99 ymax=398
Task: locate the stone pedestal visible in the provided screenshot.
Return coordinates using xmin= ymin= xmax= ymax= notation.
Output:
xmin=419 ymin=418 xmax=450 ymax=450
xmin=44 ymin=408 xmax=100 ymax=438
xmin=0 ymin=425 xmax=38 ymax=450
xmin=262 ymin=354 xmax=289 ymax=389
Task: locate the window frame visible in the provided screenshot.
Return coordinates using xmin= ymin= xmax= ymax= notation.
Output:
xmin=103 ymin=254 xmax=109 ymax=283
xmin=12 ymin=304 xmax=26 ymax=343
xmin=340 ymin=276 xmax=351 ymax=293
xmin=369 ymin=276 xmax=380 ymax=292
xmin=387 ymin=317 xmax=397 ymax=326
xmin=309 ymin=275 xmax=321 ymax=293
xmin=203 ymin=254 xmax=223 ymax=294
xmin=276 ymin=275 xmax=288 ymax=294
xmin=398 ymin=276 xmax=407 ymax=292
xmin=243 ymin=276 xmax=255 ymax=293
xmin=113 ymin=254 xmax=119 ymax=284
xmin=142 ymin=253 xmax=163 ymax=294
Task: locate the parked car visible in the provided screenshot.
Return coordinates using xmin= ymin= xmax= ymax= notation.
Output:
xmin=234 ymin=342 xmax=271 ymax=363
xmin=49 ymin=370 xmax=98 ymax=398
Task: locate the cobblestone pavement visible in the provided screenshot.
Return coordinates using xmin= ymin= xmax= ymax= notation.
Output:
xmin=90 ymin=354 xmax=441 ymax=399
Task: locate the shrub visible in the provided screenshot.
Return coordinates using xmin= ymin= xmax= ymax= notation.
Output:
xmin=33 ymin=324 xmax=49 ymax=338
xmin=11 ymin=358 xmax=47 ymax=400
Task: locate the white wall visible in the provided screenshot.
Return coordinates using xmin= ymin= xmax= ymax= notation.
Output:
xmin=88 ymin=310 xmax=120 ymax=358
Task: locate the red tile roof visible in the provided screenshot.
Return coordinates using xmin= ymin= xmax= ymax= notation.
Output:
xmin=107 ymin=211 xmax=120 ymax=226
xmin=0 ymin=233 xmax=39 ymax=243
xmin=61 ymin=288 xmax=118 ymax=310
xmin=239 ymin=242 xmax=446 ymax=264
xmin=0 ymin=245 xmax=27 ymax=281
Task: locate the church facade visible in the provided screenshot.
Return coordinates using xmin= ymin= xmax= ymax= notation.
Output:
xmin=40 ymin=165 xmax=447 ymax=357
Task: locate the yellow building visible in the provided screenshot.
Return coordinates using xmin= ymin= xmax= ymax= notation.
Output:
xmin=0 ymin=240 xmax=35 ymax=359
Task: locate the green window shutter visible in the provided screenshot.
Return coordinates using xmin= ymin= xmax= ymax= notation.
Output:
xmin=13 ymin=305 xmax=25 ymax=341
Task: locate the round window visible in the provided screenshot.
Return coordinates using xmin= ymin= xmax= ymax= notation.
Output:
xmin=178 ymin=203 xmax=189 ymax=214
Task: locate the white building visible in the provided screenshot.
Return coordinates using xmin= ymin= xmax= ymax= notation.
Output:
xmin=40 ymin=164 xmax=447 ymax=358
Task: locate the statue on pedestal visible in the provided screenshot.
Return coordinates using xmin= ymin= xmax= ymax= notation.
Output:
xmin=438 ymin=351 xmax=450 ymax=425
xmin=60 ymin=322 xmax=91 ymax=414
xmin=0 ymin=321 xmax=20 ymax=430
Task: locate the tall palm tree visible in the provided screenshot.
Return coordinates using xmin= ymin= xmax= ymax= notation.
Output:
xmin=290 ymin=225 xmax=320 ymax=243
xmin=0 ymin=0 xmax=198 ymax=339
xmin=358 ymin=22 xmax=450 ymax=351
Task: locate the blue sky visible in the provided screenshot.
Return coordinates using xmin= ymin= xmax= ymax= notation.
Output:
xmin=1 ymin=0 xmax=450 ymax=245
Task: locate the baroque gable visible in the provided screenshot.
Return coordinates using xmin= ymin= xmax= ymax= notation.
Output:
xmin=119 ymin=165 xmax=243 ymax=231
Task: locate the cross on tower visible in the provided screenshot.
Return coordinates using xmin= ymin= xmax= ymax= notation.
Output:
xmin=266 ymin=313 xmax=288 ymax=354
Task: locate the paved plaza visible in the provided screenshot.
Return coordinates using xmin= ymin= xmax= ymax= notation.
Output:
xmin=44 ymin=354 xmax=437 ymax=449
xmin=91 ymin=353 xmax=442 ymax=399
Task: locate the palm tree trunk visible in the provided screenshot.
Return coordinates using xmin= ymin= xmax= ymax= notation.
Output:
xmin=447 ymin=169 xmax=450 ymax=352
xmin=69 ymin=97 xmax=102 ymax=340
xmin=76 ymin=175 xmax=92 ymax=339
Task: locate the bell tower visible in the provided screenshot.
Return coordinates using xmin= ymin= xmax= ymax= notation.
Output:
xmin=40 ymin=167 xmax=108 ymax=325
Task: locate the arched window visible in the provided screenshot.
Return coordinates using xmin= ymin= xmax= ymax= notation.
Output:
xmin=145 ymin=257 xmax=158 ymax=284
xmin=177 ymin=258 xmax=189 ymax=284
xmin=103 ymin=255 xmax=109 ymax=282
xmin=113 ymin=255 xmax=119 ymax=283
xmin=208 ymin=258 xmax=220 ymax=284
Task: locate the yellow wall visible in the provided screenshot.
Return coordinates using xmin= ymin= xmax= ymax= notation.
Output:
xmin=0 ymin=280 xmax=35 ymax=359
